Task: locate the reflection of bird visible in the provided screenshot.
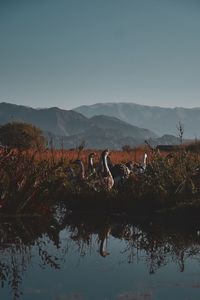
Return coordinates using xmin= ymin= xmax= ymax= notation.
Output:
xmin=100 ymin=149 xmax=114 ymax=190
xmin=98 ymin=226 xmax=111 ymax=257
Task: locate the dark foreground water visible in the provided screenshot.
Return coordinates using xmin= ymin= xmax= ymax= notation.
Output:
xmin=1 ymin=210 xmax=200 ymax=300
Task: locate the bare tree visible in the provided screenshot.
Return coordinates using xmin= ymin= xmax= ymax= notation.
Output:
xmin=177 ymin=121 xmax=184 ymax=145
xmin=77 ymin=139 xmax=86 ymax=159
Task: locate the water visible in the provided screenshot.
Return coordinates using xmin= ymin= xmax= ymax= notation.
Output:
xmin=1 ymin=210 xmax=200 ymax=300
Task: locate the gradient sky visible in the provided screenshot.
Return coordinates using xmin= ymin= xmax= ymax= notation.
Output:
xmin=0 ymin=0 xmax=200 ymax=110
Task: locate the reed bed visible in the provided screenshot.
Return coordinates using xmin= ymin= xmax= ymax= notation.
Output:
xmin=0 ymin=147 xmax=200 ymax=215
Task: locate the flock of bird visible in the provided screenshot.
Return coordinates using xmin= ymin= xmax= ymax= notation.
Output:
xmin=67 ymin=149 xmax=148 ymax=190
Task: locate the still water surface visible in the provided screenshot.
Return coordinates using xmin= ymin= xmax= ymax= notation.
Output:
xmin=1 ymin=211 xmax=200 ymax=300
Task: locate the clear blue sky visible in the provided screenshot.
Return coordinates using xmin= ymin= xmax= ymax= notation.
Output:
xmin=0 ymin=0 xmax=200 ymax=109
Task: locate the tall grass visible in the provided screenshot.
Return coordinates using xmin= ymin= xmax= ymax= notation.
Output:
xmin=1 ymin=147 xmax=200 ymax=215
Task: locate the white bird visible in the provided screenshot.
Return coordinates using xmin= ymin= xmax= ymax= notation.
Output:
xmin=87 ymin=152 xmax=96 ymax=176
xmin=142 ymin=153 xmax=148 ymax=171
xmin=100 ymin=149 xmax=114 ymax=190
xmin=135 ymin=152 xmax=148 ymax=174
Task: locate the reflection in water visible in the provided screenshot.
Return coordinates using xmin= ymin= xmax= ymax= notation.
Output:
xmin=1 ymin=209 xmax=200 ymax=299
xmin=0 ymin=216 xmax=62 ymax=299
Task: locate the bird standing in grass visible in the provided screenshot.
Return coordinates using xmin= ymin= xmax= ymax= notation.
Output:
xmin=87 ymin=152 xmax=96 ymax=177
xmin=126 ymin=153 xmax=148 ymax=175
xmin=107 ymin=153 xmax=130 ymax=186
xmin=100 ymin=149 xmax=114 ymax=190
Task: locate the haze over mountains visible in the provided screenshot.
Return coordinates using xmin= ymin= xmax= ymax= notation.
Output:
xmin=0 ymin=102 xmax=159 ymax=149
xmin=1 ymin=101 xmax=197 ymax=149
xmin=74 ymin=103 xmax=200 ymax=138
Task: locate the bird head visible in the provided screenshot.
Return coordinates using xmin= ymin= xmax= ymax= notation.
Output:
xmin=89 ymin=152 xmax=97 ymax=159
xmin=101 ymin=149 xmax=109 ymax=158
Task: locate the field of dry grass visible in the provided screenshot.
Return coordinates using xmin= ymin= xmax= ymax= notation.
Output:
xmin=31 ymin=146 xmax=159 ymax=164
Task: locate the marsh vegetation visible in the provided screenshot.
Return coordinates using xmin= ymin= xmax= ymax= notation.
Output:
xmin=0 ymin=146 xmax=200 ymax=216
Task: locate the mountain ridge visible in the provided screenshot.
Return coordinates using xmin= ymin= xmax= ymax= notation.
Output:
xmin=75 ymin=101 xmax=200 ymax=110
xmin=0 ymin=102 xmax=158 ymax=149
xmin=74 ymin=102 xmax=200 ymax=137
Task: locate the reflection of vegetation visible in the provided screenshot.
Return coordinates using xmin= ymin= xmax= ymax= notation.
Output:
xmin=1 ymin=212 xmax=200 ymax=299
xmin=0 ymin=215 xmax=64 ymax=299
xmin=63 ymin=213 xmax=200 ymax=275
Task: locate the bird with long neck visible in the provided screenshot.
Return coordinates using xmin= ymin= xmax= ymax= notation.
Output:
xmin=142 ymin=153 xmax=148 ymax=171
xmin=101 ymin=149 xmax=114 ymax=190
xmin=88 ymin=152 xmax=96 ymax=176
xmin=124 ymin=152 xmax=148 ymax=175
xmin=74 ymin=158 xmax=100 ymax=191
xmin=134 ymin=152 xmax=148 ymax=174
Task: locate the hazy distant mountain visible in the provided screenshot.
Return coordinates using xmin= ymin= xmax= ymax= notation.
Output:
xmin=52 ymin=127 xmax=155 ymax=150
xmin=74 ymin=103 xmax=200 ymax=138
xmin=48 ymin=127 xmax=145 ymax=150
xmin=47 ymin=132 xmax=182 ymax=150
xmin=0 ymin=102 xmax=157 ymax=149
xmin=147 ymin=134 xmax=182 ymax=148
xmin=90 ymin=115 xmax=157 ymax=140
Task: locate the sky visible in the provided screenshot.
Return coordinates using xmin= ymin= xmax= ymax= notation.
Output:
xmin=0 ymin=0 xmax=200 ymax=110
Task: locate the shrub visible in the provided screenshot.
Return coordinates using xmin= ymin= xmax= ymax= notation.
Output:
xmin=0 ymin=122 xmax=46 ymax=150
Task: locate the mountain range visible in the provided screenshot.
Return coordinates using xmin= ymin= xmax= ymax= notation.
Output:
xmin=0 ymin=102 xmax=159 ymax=149
xmin=74 ymin=102 xmax=200 ymax=138
xmin=1 ymin=101 xmax=194 ymax=149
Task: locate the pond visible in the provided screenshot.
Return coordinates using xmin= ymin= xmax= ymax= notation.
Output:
xmin=1 ymin=210 xmax=200 ymax=300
